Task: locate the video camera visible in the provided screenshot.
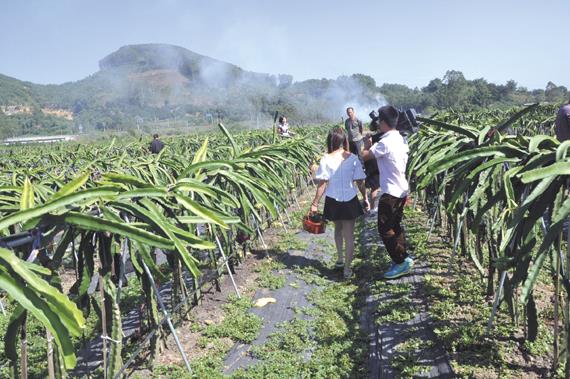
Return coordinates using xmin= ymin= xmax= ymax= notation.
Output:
xmin=369 ymin=108 xmax=419 ymax=136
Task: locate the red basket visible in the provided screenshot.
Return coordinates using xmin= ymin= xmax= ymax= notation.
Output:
xmin=303 ymin=213 xmax=327 ymax=234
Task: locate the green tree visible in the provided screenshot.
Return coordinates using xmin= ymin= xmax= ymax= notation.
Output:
xmin=471 ymin=78 xmax=493 ymax=107
xmin=545 ymin=81 xmax=568 ymax=102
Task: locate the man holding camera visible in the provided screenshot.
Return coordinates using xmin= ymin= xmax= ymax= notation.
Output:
xmin=362 ymin=105 xmax=413 ymax=279
xmin=345 ymin=107 xmax=364 ymax=157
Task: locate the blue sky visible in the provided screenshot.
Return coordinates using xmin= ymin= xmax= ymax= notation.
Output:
xmin=1 ymin=0 xmax=567 ymax=90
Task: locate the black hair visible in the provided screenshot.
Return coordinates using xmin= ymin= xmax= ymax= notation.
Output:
xmin=278 ymin=116 xmax=286 ymax=124
xmin=153 ymin=133 xmax=159 ymax=139
xmin=378 ymin=106 xmax=399 ymax=129
xmin=326 ymin=127 xmax=349 ymax=153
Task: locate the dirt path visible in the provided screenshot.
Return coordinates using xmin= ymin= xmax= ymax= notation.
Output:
xmin=357 ymin=206 xmax=454 ymax=378
xmin=223 ymin=228 xmax=334 ymax=373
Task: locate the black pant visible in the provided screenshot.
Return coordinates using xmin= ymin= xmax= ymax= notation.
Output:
xmin=349 ymin=139 xmax=363 ymax=157
xmin=377 ymin=193 xmax=408 ymax=264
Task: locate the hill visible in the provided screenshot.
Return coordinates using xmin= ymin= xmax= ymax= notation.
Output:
xmin=0 ymin=44 xmax=383 ymax=136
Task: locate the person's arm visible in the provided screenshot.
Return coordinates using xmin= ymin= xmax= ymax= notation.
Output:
xmin=352 ymin=156 xmax=369 ymax=211
xmin=311 ymin=157 xmax=329 ymax=213
xmin=362 ymin=136 xmax=388 ymax=162
xmin=356 ymin=179 xmax=369 ymax=211
xmin=311 ymin=180 xmax=327 ymax=213
xmin=359 ymin=120 xmax=363 ymax=136
xmin=361 ymin=149 xmax=375 ymax=161
xmin=361 ymin=136 xmax=375 ymax=161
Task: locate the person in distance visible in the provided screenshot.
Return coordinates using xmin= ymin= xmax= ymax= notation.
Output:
xmin=344 ymin=107 xmax=364 ymax=158
xmin=555 ymin=98 xmax=570 ymax=142
xmin=149 ymin=133 xmax=164 ymax=154
xmin=278 ymin=116 xmax=295 ymax=137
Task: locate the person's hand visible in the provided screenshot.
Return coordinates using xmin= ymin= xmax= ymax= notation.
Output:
xmin=363 ymin=136 xmax=372 ymax=149
xmin=310 ymin=203 xmax=318 ymax=214
xmin=364 ymin=198 xmax=370 ymax=212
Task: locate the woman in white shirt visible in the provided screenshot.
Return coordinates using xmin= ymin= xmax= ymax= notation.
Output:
xmin=311 ymin=127 xmax=369 ymax=279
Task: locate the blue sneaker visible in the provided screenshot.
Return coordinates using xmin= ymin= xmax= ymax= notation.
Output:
xmin=386 ymin=257 xmax=413 ymax=273
xmin=384 ymin=258 xmax=413 ymax=279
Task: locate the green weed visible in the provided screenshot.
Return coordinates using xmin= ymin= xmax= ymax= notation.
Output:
xmin=255 ymin=259 xmax=286 ymax=290
xmin=202 ymin=295 xmax=262 ymax=344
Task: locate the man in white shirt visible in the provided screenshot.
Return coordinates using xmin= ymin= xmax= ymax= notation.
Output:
xmin=362 ymin=105 xmax=412 ymax=279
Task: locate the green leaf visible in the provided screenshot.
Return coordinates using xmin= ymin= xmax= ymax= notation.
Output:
xmin=520 ymin=249 xmax=548 ymax=305
xmin=528 ymin=135 xmax=558 ymax=154
xmin=173 ymin=178 xmax=240 ymax=207
xmin=0 ymin=254 xmax=79 ymax=369
xmin=0 ymin=249 xmax=85 ymax=336
xmin=192 ymin=137 xmax=209 ymax=165
xmin=533 ymin=195 xmax=570 ymax=266
xmin=218 ymin=123 xmax=240 ymax=157
xmin=556 ymin=140 xmax=570 ymax=161
xmin=495 ymin=103 xmax=539 ymax=133
xmin=181 ymin=160 xmax=234 ymax=178
xmin=4 ymin=305 xmax=25 ymax=362
xmin=519 ymin=162 xmax=570 ymax=183
xmin=51 ymin=172 xmax=90 ymax=200
xmin=139 ymin=199 xmax=201 ymax=277
xmin=102 ymin=173 xmax=153 ymax=188
xmin=178 ymin=215 xmax=242 ymax=224
xmin=416 ymin=117 xmax=478 ymax=139
xmin=20 ymin=177 xmax=34 ymax=210
xmin=174 ymin=194 xmax=229 ymax=229
xmin=61 ymin=212 xmax=175 ymax=250
xmin=116 ymin=187 xmax=168 ymax=200
xmin=429 ymin=145 xmax=523 ymax=175
xmin=0 ymin=186 xmax=120 ymax=231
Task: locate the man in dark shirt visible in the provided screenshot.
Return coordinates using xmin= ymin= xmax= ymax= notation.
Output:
xmin=556 ymin=101 xmax=570 ymax=142
xmin=150 ymin=134 xmax=164 ymax=154
xmin=344 ymin=107 xmax=364 ymax=157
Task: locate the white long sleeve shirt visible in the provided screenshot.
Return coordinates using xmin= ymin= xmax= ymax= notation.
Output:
xmin=370 ymin=130 xmax=409 ymax=198
xmin=315 ymin=153 xmax=366 ymax=202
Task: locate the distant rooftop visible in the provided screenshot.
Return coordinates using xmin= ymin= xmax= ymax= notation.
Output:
xmin=3 ymin=135 xmax=77 ymax=145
